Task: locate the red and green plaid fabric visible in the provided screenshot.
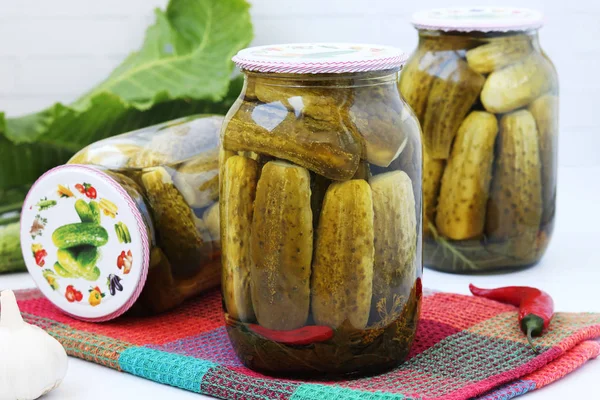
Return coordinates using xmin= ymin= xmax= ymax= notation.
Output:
xmin=13 ymin=288 xmax=600 ymax=400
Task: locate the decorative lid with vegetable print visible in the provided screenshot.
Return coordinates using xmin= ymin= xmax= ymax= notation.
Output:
xmin=20 ymin=165 xmax=150 ymax=322
xmin=411 ymin=7 xmax=544 ymax=32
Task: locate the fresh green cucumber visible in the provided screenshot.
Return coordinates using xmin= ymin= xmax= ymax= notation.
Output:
xmin=121 ymin=223 xmax=132 ymax=243
xmin=56 ymin=248 xmax=100 ymax=281
xmin=82 ymin=266 xmax=101 ymax=281
xmin=56 ymin=248 xmax=83 ymax=277
xmin=115 ymin=224 xmax=124 ymax=243
xmin=0 ymin=222 xmax=26 ymax=274
xmin=53 ymin=261 xmax=74 ymax=278
xmin=52 ymin=223 xmax=108 ymax=249
xmin=75 ymin=199 xmax=101 ymax=224
xmin=115 ymin=222 xmax=132 ymax=244
xmin=37 ymin=199 xmax=57 ymax=211
xmin=89 ymin=201 xmax=101 ymax=224
xmin=76 ymin=245 xmax=100 ymax=270
xmin=75 ymin=199 xmax=93 ymax=222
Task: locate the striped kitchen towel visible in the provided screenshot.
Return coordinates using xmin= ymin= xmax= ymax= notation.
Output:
xmin=12 ymin=288 xmax=600 ymax=400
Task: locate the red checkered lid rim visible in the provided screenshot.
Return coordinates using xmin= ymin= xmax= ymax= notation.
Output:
xmin=412 ymin=7 xmax=544 ymax=32
xmin=232 ymin=43 xmax=408 ymax=74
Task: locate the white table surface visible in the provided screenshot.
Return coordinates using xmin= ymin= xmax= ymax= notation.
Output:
xmin=1 ymin=166 xmax=598 ymax=400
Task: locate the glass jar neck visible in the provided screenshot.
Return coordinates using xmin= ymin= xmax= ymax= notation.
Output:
xmin=243 ymin=69 xmax=401 ymax=89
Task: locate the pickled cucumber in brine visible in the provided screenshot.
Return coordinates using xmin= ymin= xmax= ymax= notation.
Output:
xmin=223 ymin=101 xmax=362 ymax=180
xmin=250 ymin=161 xmax=313 ymax=330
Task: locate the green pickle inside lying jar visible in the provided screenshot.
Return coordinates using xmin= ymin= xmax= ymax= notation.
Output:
xmin=220 ymin=43 xmax=423 ymax=377
xmin=20 ymin=115 xmax=223 ymax=321
xmin=401 ymin=7 xmax=559 ymax=273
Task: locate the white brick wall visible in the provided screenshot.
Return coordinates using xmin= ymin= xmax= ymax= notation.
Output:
xmin=0 ymin=0 xmax=597 ymax=166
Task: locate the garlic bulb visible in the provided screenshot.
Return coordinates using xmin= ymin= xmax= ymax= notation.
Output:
xmin=0 ymin=290 xmax=68 ymax=400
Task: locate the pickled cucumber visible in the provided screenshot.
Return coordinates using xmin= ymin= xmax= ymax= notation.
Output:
xmin=251 ymin=161 xmax=313 ymax=330
xmin=254 ymin=83 xmax=352 ymax=125
xmin=136 ymin=247 xmax=221 ymax=314
xmin=312 ymin=180 xmax=374 ymax=329
xmin=173 ymin=149 xmax=219 ymax=208
xmin=309 ymin=172 xmax=330 ymax=232
xmin=481 ymin=54 xmax=555 ymax=114
xmin=369 ymin=171 xmax=417 ymax=325
xmin=529 ymin=94 xmax=558 ymax=226
xmin=436 ymin=112 xmax=498 ymax=240
xmin=223 ymin=101 xmax=361 ymax=180
xmin=422 ymin=57 xmax=485 ymax=159
xmin=423 ymin=150 xmax=444 ymax=236
xmin=141 ymin=166 xmax=210 ymax=279
xmin=220 ymin=156 xmax=258 ymax=322
xmin=349 ymin=83 xmax=412 ymax=167
xmin=399 ymin=49 xmax=457 ymax=121
xmin=466 ymin=35 xmax=532 ymax=74
xmin=486 ymin=110 xmax=542 ymax=260
xmin=219 ymin=148 xmax=236 ymax=198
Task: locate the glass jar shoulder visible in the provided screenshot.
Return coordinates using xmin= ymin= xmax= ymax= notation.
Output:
xmin=69 ymin=115 xmax=223 ymax=170
xmin=401 ymin=32 xmax=558 ymax=98
xmin=222 ymin=72 xmax=421 ymax=179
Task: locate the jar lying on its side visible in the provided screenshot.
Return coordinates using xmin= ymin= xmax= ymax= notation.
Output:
xmin=20 ymin=115 xmax=223 ymax=321
xmin=221 ymin=43 xmax=423 ymax=377
xmin=400 ymin=7 xmax=559 ymax=273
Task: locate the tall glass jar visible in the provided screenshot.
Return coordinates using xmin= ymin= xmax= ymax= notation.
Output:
xmin=20 ymin=115 xmax=222 ymax=321
xmin=220 ymin=44 xmax=423 ymax=377
xmin=400 ymin=8 xmax=558 ymax=273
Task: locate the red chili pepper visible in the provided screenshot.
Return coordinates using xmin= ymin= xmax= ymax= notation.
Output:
xmin=415 ymin=277 xmax=423 ymax=299
xmin=469 ymin=284 xmax=554 ymax=353
xmin=248 ymin=324 xmax=334 ymax=346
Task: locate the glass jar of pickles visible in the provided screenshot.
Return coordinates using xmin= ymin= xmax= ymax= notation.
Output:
xmin=401 ymin=8 xmax=559 ymax=273
xmin=220 ymin=43 xmax=423 ymax=377
xmin=19 ymin=115 xmax=223 ymax=321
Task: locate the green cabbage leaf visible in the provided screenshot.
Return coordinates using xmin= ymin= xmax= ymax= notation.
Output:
xmin=0 ymin=0 xmax=252 ymax=192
